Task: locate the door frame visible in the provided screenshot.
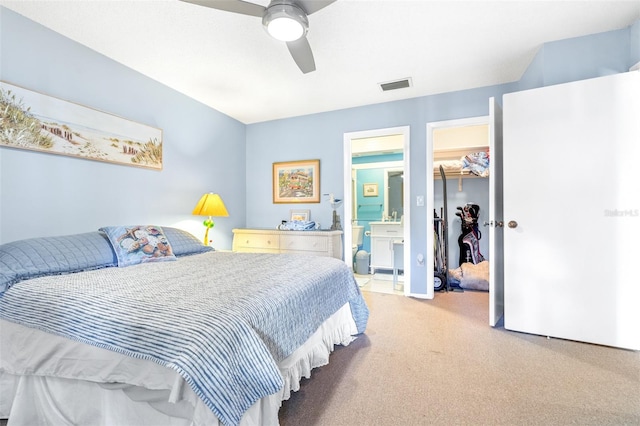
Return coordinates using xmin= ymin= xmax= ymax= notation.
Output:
xmin=488 ymin=98 xmax=504 ymax=326
xmin=343 ymin=126 xmax=410 ymax=295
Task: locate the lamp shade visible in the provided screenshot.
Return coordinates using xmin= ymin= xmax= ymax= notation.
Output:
xmin=192 ymin=193 xmax=229 ymax=217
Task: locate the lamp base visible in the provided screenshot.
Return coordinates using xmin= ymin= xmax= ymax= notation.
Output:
xmin=330 ymin=210 xmax=342 ymax=231
xmin=203 ymin=218 xmax=215 ymax=246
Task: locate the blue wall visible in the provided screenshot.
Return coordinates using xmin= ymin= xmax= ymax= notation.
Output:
xmin=632 ymin=20 xmax=640 ymax=66
xmin=1 ymin=6 xmax=638 ymax=296
xmin=519 ymin=26 xmax=635 ymax=90
xmin=244 ymin=22 xmax=638 ymax=296
xmin=0 ymin=8 xmax=246 ymax=248
xmin=246 ymin=85 xmax=514 ymax=295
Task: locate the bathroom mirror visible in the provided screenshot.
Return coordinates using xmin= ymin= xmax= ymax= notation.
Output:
xmin=385 ymin=169 xmax=404 ymax=220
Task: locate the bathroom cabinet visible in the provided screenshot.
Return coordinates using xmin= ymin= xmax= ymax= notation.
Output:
xmin=369 ymin=222 xmax=403 ymax=273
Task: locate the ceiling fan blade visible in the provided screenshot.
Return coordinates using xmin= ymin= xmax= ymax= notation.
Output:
xmin=296 ymin=0 xmax=336 ymax=15
xmin=180 ymin=0 xmax=265 ymax=17
xmin=286 ymin=36 xmax=316 ymax=73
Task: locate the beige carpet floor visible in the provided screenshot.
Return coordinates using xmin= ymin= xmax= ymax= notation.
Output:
xmin=279 ymin=290 xmax=640 ymax=425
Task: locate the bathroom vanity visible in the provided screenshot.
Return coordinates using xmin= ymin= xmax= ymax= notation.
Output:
xmin=369 ymin=222 xmax=404 ymax=273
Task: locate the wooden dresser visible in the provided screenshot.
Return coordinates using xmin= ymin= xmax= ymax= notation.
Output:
xmin=232 ymin=229 xmax=343 ymax=259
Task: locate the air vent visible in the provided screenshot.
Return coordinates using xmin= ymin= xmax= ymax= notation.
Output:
xmin=379 ymin=77 xmax=412 ymax=92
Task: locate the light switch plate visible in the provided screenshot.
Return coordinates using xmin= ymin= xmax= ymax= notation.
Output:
xmin=416 ymin=195 xmax=424 ymax=206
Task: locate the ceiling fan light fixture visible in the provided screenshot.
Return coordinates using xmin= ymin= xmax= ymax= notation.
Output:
xmin=263 ymin=3 xmax=308 ymax=42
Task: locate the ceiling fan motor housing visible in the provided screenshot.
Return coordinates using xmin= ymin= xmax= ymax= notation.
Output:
xmin=262 ymin=2 xmax=309 ymax=42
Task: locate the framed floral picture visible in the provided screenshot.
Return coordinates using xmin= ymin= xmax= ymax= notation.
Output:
xmin=273 ymin=159 xmax=320 ymax=203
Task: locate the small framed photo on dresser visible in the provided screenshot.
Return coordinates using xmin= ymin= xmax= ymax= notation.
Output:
xmin=290 ymin=209 xmax=310 ymax=221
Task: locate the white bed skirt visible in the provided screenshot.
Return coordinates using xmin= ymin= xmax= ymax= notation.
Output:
xmin=0 ymin=303 xmax=357 ymax=426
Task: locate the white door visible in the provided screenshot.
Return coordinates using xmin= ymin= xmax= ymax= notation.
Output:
xmin=488 ymin=98 xmax=504 ymax=326
xmin=503 ymin=71 xmax=640 ymax=350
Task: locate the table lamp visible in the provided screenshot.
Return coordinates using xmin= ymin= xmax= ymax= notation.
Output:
xmin=192 ymin=193 xmax=229 ymax=246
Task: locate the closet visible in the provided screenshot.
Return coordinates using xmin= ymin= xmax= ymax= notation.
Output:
xmin=426 ymin=99 xmax=504 ymax=326
xmin=432 ymin=121 xmax=491 ymax=273
xmin=426 ymin=117 xmax=490 ymax=284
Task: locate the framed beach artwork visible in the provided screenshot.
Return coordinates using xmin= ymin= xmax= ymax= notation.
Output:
xmin=273 ymin=159 xmax=320 ymax=204
xmin=363 ymin=183 xmax=379 ymax=197
xmin=0 ymin=81 xmax=163 ymax=170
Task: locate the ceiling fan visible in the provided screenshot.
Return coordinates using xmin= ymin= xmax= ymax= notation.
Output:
xmin=180 ymin=0 xmax=337 ymax=73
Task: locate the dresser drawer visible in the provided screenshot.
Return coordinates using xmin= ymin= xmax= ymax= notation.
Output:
xmin=234 ymin=233 xmax=279 ymax=250
xmin=232 ymin=229 xmax=342 ymax=259
xmin=280 ymin=235 xmax=328 ymax=253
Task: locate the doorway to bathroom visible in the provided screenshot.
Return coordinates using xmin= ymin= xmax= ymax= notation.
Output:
xmin=343 ymin=126 xmax=410 ymax=296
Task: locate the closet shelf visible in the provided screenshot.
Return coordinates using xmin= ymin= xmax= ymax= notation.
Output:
xmin=434 ymin=169 xmax=480 ymax=179
xmin=433 ymin=146 xmax=489 ymax=180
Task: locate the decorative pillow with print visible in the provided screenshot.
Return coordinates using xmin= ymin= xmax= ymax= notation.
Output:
xmin=100 ymin=225 xmax=176 ymax=267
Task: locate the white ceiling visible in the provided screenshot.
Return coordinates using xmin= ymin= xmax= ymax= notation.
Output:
xmin=2 ymin=1 xmax=639 ymax=124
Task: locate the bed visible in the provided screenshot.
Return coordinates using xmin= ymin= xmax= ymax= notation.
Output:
xmin=0 ymin=226 xmax=369 ymax=426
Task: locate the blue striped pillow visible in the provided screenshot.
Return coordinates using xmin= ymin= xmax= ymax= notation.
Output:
xmin=162 ymin=227 xmax=213 ymax=257
xmin=0 ymin=232 xmax=117 ymax=293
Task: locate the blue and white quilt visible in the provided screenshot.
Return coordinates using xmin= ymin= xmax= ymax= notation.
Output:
xmin=0 ymin=251 xmax=369 ymax=426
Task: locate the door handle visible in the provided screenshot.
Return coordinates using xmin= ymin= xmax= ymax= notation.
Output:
xmin=507 ymin=220 xmax=518 ymax=229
